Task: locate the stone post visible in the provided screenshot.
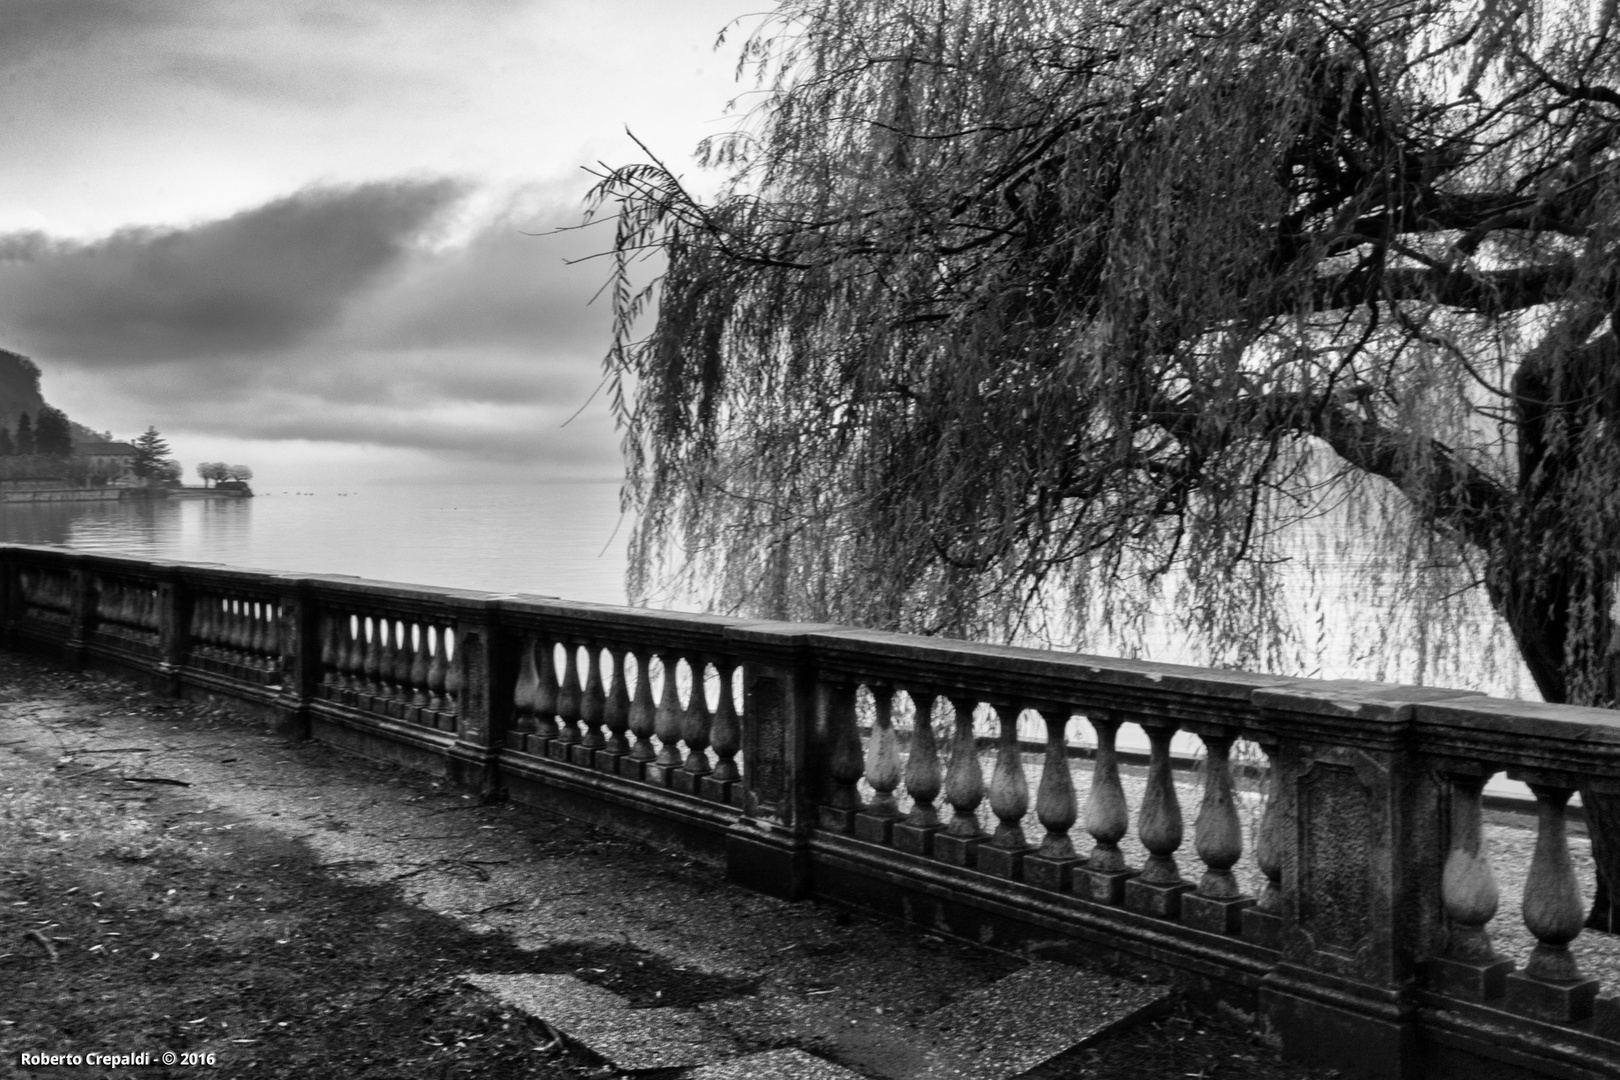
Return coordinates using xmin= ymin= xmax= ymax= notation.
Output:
xmin=64 ymin=555 xmax=91 ymax=671
xmin=722 ymin=621 xmax=838 ymax=901
xmin=1252 ymin=681 xmax=1481 ymax=1080
xmin=154 ymin=565 xmax=187 ymax=699
xmin=446 ymin=599 xmax=510 ymax=800
xmin=271 ymin=576 xmax=317 ymax=741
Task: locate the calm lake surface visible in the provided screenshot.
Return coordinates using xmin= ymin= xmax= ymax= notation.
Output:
xmin=0 ymin=482 xmax=632 ymax=606
xmin=0 ymin=478 xmax=1535 ymax=703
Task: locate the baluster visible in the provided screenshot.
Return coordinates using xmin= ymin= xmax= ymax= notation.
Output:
xmin=1240 ymin=738 xmax=1285 ymax=946
xmin=532 ymin=634 xmax=559 ymax=740
xmin=512 ymin=637 xmax=543 ymax=745
xmin=197 ymin=599 xmax=218 ymax=658
xmin=318 ymin=614 xmax=339 ymax=691
xmin=819 ymin=678 xmax=864 ymax=832
xmin=378 ymin=618 xmax=400 ymax=700
xmin=254 ymin=601 xmax=275 ymax=665
xmin=408 ymin=623 xmax=431 ymax=709
xmin=230 ymin=599 xmax=249 ymax=656
xmin=362 ymin=616 xmax=384 ymax=698
xmin=390 ymin=620 xmax=414 ymax=706
xmin=425 ymin=624 xmax=448 ymax=711
xmin=979 ymin=701 xmax=1032 ymax=879
xmin=648 ymin=651 xmax=684 ymax=783
xmin=139 ymin=586 xmax=158 ymax=633
xmin=341 ymin=615 xmax=365 ymax=694
xmin=703 ymin=658 xmax=740 ymax=803
xmin=1182 ymin=724 xmax=1251 ymax=934
xmin=625 ymin=649 xmax=658 ymax=775
xmin=677 ymin=660 xmax=714 ymax=792
xmin=602 ymin=646 xmax=632 ymax=758
xmin=207 ymin=598 xmax=226 ymax=656
xmin=553 ymin=643 xmax=583 ymax=760
xmin=1504 ymin=780 xmax=1600 ymax=1023
xmin=1024 ymin=706 xmax=1082 ymax=891
xmin=893 ymin=691 xmax=944 ymax=856
xmin=1428 ymin=768 xmax=1513 ymax=1001
xmin=441 ymin=627 xmax=461 ymax=724
xmin=1125 ymin=721 xmax=1190 ymax=918
xmin=1077 ymin=712 xmax=1133 ymax=904
xmin=575 ymin=644 xmax=608 ymax=768
xmin=935 ymin=696 xmax=987 ymax=867
xmin=854 ymin=684 xmax=903 ymax=844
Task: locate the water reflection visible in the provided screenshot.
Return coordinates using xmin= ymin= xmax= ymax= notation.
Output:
xmin=0 ymin=484 xmax=631 ymax=604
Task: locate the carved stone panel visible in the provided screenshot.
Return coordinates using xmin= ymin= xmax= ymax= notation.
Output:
xmin=1298 ymin=762 xmax=1372 ymax=956
xmin=748 ymin=673 xmax=788 ymax=809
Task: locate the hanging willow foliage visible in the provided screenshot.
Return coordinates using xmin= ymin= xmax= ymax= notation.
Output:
xmin=587 ymin=0 xmax=1620 ymax=714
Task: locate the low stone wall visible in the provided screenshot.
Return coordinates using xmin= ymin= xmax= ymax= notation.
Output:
xmin=1 ymin=542 xmax=1617 ymax=1080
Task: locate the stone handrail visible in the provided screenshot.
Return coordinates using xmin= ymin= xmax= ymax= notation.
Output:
xmin=2 ymin=541 xmax=1618 ymax=1080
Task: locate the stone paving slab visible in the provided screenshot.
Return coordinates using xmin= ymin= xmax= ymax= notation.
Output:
xmin=684 ymin=1047 xmax=869 ymax=1079
xmin=907 ymin=960 xmax=1172 ymax=1080
xmin=464 ymin=972 xmax=739 ymax=1071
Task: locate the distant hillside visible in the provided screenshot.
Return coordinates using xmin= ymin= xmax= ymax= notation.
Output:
xmin=0 ymin=349 xmax=112 ymax=447
xmin=0 ymin=350 xmax=46 ymax=423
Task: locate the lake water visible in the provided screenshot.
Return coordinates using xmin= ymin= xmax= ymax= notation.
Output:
xmin=0 ymin=478 xmax=1536 ymax=700
xmin=0 ymin=477 xmax=1549 ymax=798
xmin=0 ymin=482 xmax=633 ymax=606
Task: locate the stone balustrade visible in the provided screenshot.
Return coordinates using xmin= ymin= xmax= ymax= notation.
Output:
xmin=3 ymin=542 xmax=1619 ymax=1080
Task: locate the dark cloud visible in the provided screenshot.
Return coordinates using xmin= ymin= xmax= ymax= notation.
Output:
xmin=0 ymin=178 xmax=624 ymax=474
xmin=0 ymin=179 xmax=467 ymax=361
xmin=0 ymin=0 xmax=184 ymax=69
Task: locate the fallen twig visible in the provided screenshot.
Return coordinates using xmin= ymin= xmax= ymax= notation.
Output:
xmin=121 ymin=776 xmax=191 ymax=787
xmin=23 ymin=930 xmax=58 ymax=962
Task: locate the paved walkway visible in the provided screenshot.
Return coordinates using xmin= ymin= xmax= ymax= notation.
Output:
xmin=0 ymin=651 xmax=1326 ymax=1079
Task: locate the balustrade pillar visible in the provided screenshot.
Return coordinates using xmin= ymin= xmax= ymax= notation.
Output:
xmin=1125 ymin=721 xmax=1191 ymax=918
xmin=674 ymin=660 xmax=714 ymax=793
xmin=1024 ymin=706 xmax=1082 ymax=891
xmin=623 ymin=649 xmax=658 ymax=778
xmin=935 ymin=696 xmax=987 ymax=867
xmin=408 ymin=624 xmax=431 ymax=711
xmin=647 ymin=651 xmax=686 ymax=784
xmin=552 ymin=642 xmax=583 ymax=760
xmin=512 ymin=638 xmax=543 ymax=748
xmin=818 ymin=678 xmax=865 ymax=832
xmin=425 ymin=625 xmax=449 ymax=713
xmin=390 ymin=621 xmax=414 ymax=711
xmin=854 ymin=685 xmax=903 ymax=844
xmin=1077 ymin=712 xmax=1133 ymax=904
xmin=362 ymin=617 xmax=383 ymax=699
xmin=1182 ymin=724 xmax=1252 ymax=934
xmin=979 ymin=702 xmax=1032 ymax=879
xmin=442 ymin=627 xmax=462 ymax=720
xmin=1504 ymin=779 xmax=1600 ymax=1023
xmin=1426 ymin=767 xmax=1513 ymax=1001
xmin=1240 ymin=737 xmax=1284 ymax=947
xmin=702 ymin=658 xmax=741 ymax=804
xmin=893 ymin=691 xmax=944 ymax=856
xmin=602 ymin=645 xmax=632 ymax=760
xmin=573 ymin=644 xmax=607 ymax=768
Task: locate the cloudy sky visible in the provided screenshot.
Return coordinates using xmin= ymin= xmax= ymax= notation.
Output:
xmin=0 ymin=0 xmax=755 ymax=486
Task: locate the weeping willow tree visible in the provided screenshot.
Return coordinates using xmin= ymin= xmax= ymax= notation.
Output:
xmin=587 ymin=0 xmax=1620 ymax=925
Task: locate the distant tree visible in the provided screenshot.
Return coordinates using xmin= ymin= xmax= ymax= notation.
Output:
xmin=226 ymin=465 xmax=253 ymax=483
xmin=34 ymin=406 xmax=73 ymax=457
xmin=15 ymin=413 xmax=35 ymax=456
xmin=154 ymin=459 xmax=183 ymax=486
xmin=196 ymin=462 xmax=226 ymax=488
xmin=130 ymin=427 xmax=172 ymax=482
xmin=0 ymin=425 xmax=14 ymax=457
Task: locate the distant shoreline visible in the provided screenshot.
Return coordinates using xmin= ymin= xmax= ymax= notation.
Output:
xmin=0 ymin=486 xmax=252 ymax=503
